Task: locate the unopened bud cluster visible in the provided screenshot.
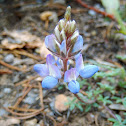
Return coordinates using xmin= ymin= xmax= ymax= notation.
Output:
xmin=45 ymin=6 xmax=83 ymax=58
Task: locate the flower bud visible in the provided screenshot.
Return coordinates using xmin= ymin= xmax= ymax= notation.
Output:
xmin=54 ymin=25 xmax=61 ymax=42
xmin=70 ymin=30 xmax=79 ymax=43
xmin=60 ymin=29 xmax=66 ymax=41
xmin=64 ymin=6 xmax=71 ymax=21
xmin=58 ymin=19 xmax=65 ymax=31
xmin=70 ymin=20 xmax=76 ymax=33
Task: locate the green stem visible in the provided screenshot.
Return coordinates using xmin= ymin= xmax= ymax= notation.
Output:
xmin=114 ymin=10 xmax=126 ymax=34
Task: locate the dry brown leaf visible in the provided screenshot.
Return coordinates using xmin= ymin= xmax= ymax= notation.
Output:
xmin=1 ymin=30 xmax=42 ymax=50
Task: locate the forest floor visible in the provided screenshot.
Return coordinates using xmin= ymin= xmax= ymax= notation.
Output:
xmin=0 ymin=0 xmax=126 ymax=126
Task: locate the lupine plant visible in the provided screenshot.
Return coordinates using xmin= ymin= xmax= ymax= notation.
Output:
xmin=34 ymin=6 xmax=99 ymax=95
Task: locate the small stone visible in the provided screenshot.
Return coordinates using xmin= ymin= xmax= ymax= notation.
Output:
xmin=94 ymin=4 xmax=101 ymax=9
xmin=28 ymin=90 xmax=38 ymax=98
xmin=55 ymin=94 xmax=69 ymax=112
xmin=33 ymin=89 xmax=39 ymax=93
xmin=23 ymin=97 xmax=36 ymax=105
xmin=54 ymin=0 xmax=65 ymax=4
xmin=91 ymin=30 xmax=96 ymax=36
xmin=0 ymin=109 xmax=8 ymax=116
xmin=24 ymin=119 xmax=37 ymax=126
xmin=57 ymin=117 xmax=63 ymax=122
xmin=6 ymin=118 xmax=20 ymax=125
xmin=13 ymin=74 xmax=20 ymax=83
xmin=4 ymin=54 xmax=14 ymax=63
xmin=86 ymin=113 xmax=95 ymax=123
xmin=88 ymin=10 xmax=96 ymax=16
xmin=0 ymin=93 xmax=4 ymax=98
xmin=3 ymin=103 xmax=11 ymax=107
xmin=3 ymin=88 xmax=12 ymax=94
xmin=36 ymin=124 xmax=40 ymax=126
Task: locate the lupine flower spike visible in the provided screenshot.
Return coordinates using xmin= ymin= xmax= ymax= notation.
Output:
xmin=34 ymin=6 xmax=99 ymax=94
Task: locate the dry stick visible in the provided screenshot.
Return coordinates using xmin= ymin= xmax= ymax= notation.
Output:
xmin=38 ymin=82 xmax=44 ymax=108
xmin=13 ymin=50 xmax=43 ymax=61
xmin=5 ymin=108 xmax=44 ymax=119
xmin=4 ymin=107 xmax=36 ymax=116
xmin=23 ymin=84 xmax=39 ymax=88
xmin=0 ymin=69 xmax=13 ymax=74
xmin=104 ymin=105 xmax=117 ymax=119
xmin=15 ymin=75 xmax=39 ymax=87
xmin=14 ymin=86 xmax=32 ymax=107
xmin=79 ymin=89 xmax=88 ymax=96
xmin=76 ymin=0 xmax=115 ymax=20
xmin=42 ymin=112 xmax=57 ymax=126
xmin=0 ymin=60 xmax=25 ymax=72
xmin=74 ymin=94 xmax=96 ymax=104
xmin=8 ymin=106 xmax=36 ymax=112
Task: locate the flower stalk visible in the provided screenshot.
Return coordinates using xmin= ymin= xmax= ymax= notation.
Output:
xmin=34 ymin=6 xmax=99 ymax=94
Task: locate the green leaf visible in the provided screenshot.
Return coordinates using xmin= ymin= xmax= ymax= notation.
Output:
xmin=122 ymin=98 xmax=126 ymax=108
xmin=70 ymin=104 xmax=75 ymax=111
xmin=85 ymin=105 xmax=91 ymax=112
xmin=75 ymin=104 xmax=83 ymax=112
xmin=108 ymin=118 xmax=118 ymax=122
xmin=115 ymin=114 xmax=122 ymax=122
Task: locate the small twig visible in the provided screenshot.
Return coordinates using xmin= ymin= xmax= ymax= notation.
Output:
xmin=15 ymin=75 xmax=39 ymax=86
xmin=0 ymin=69 xmax=13 ymax=74
xmin=13 ymin=49 xmax=43 ymax=61
xmin=14 ymin=86 xmax=32 ymax=107
xmin=8 ymin=106 xmax=36 ymax=112
xmin=42 ymin=112 xmax=57 ymax=126
xmin=23 ymin=84 xmax=39 ymax=88
xmin=94 ymin=113 xmax=99 ymax=126
xmin=4 ymin=107 xmax=35 ymax=116
xmin=76 ymin=0 xmax=115 ymax=20
xmin=0 ymin=60 xmax=25 ymax=72
xmin=79 ymin=89 xmax=88 ymax=96
xmin=104 ymin=105 xmax=117 ymax=119
xmin=74 ymin=93 xmax=96 ymax=104
xmin=38 ymin=82 xmax=44 ymax=108
xmin=5 ymin=108 xmax=44 ymax=120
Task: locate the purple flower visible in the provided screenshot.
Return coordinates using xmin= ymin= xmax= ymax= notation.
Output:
xmin=45 ymin=34 xmax=60 ymax=53
xmin=64 ymin=68 xmax=80 ymax=94
xmin=72 ymin=35 xmax=84 ymax=54
xmin=75 ymin=54 xmax=99 ymax=78
xmin=34 ymin=54 xmax=61 ymax=89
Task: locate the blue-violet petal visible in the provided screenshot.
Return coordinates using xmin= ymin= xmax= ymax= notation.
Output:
xmin=48 ymin=64 xmax=61 ymax=79
xmin=34 ymin=64 xmax=49 ymax=77
xmin=68 ymin=80 xmax=80 ymax=94
xmin=72 ymin=35 xmax=84 ymax=53
xmin=46 ymin=54 xmax=56 ymax=65
xmin=79 ymin=65 xmax=99 ymax=78
xmin=45 ymin=34 xmax=56 ymax=53
xmin=60 ymin=40 xmax=66 ymax=56
xmin=64 ymin=68 xmax=79 ymax=82
xmin=42 ymin=76 xmax=58 ymax=89
xmin=75 ymin=53 xmax=84 ymax=72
